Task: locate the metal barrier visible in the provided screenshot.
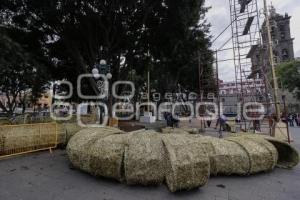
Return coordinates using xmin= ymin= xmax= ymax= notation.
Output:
xmin=0 ymin=123 xmax=57 ymax=159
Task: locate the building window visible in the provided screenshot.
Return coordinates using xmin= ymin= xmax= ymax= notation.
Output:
xmin=280 ymin=25 xmax=285 ymax=39
xmin=271 ymin=26 xmax=276 ymax=39
xmin=282 ymin=49 xmax=289 ymax=60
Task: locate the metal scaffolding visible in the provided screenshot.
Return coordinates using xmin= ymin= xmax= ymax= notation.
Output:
xmin=229 ymin=0 xmax=262 ymax=129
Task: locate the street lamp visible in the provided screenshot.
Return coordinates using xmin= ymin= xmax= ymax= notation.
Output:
xmin=92 ymin=59 xmax=112 ymax=80
xmin=91 ymin=59 xmax=113 ymax=124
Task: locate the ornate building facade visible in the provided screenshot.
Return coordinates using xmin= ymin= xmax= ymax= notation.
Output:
xmin=249 ymin=6 xmax=295 ymax=78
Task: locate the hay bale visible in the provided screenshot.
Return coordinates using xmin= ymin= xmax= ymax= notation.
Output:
xmin=66 ymin=129 xmax=299 ymax=192
xmin=236 ymin=135 xmax=278 ymax=168
xmin=226 ymin=134 xmax=298 ymax=169
xmin=0 ymin=133 xmax=5 ymax=155
xmin=200 ymin=137 xmax=250 ymax=176
xmin=0 ymin=124 xmax=57 ymax=154
xmin=161 ymin=127 xmax=190 ymax=135
xmin=226 ymin=136 xmax=278 ymax=174
xmin=162 ymin=127 xmax=199 ymax=135
xmin=57 ymin=123 xmax=83 ymax=146
xmin=162 ymin=135 xmax=210 ymax=192
xmin=0 ymin=126 xmax=33 ymax=153
xmin=124 ymin=132 xmax=166 ymax=185
xmin=263 ymin=136 xmax=299 ymax=169
xmin=66 ymin=127 xmax=123 ymax=173
xmin=184 ymin=135 xmax=250 ymax=176
xmin=180 ymin=127 xmax=199 ymax=134
xmin=89 ymin=134 xmax=129 ymax=181
xmin=128 ymin=129 xmax=145 ymax=134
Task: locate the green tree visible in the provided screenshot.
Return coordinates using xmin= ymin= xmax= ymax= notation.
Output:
xmin=1 ymin=0 xmax=215 ymax=102
xmin=0 ymin=28 xmax=50 ymax=117
xmin=277 ymin=60 xmax=300 ymax=100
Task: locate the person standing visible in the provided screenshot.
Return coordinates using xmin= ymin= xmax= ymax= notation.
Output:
xmin=288 ymin=114 xmax=294 ymax=127
xmin=292 ymin=113 xmax=297 ymax=126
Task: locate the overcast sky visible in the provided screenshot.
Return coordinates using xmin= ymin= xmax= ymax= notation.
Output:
xmin=205 ymin=0 xmax=300 ymax=81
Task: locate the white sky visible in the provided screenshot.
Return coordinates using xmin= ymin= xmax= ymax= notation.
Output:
xmin=206 ymin=0 xmax=300 ymax=81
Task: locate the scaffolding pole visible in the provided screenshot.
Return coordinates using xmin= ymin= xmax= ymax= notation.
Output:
xmin=263 ymin=0 xmax=281 ymax=123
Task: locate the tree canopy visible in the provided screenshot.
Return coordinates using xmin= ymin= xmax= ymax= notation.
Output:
xmin=0 ymin=28 xmax=50 ymax=116
xmin=0 ymin=0 xmax=215 ymax=103
xmin=277 ymin=60 xmax=300 ymax=100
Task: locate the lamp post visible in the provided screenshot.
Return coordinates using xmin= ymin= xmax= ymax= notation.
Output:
xmin=92 ymin=60 xmax=112 ymax=81
xmin=92 ymin=59 xmax=112 ymax=123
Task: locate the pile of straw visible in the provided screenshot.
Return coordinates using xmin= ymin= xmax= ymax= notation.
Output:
xmin=180 ymin=127 xmax=199 ymax=134
xmin=162 ymin=135 xmax=210 ymax=192
xmin=66 ymin=128 xmax=299 ymax=193
xmin=0 ymin=124 xmax=57 ymax=155
xmin=0 ymin=133 xmax=5 ymax=155
xmin=261 ymin=136 xmax=299 ymax=169
xmin=161 ymin=127 xmax=199 ymax=135
xmin=243 ymin=134 xmax=299 ymax=169
xmin=57 ymin=123 xmax=83 ymax=146
xmin=202 ymin=137 xmax=250 ymax=176
xmin=66 ymin=127 xmax=123 ymax=172
xmin=125 ymin=131 xmax=166 ymax=185
xmin=226 ymin=136 xmax=278 ymax=174
xmin=89 ymin=134 xmax=129 ymax=181
xmin=226 ymin=134 xmax=298 ymax=169
xmin=161 ymin=127 xmax=190 ymax=135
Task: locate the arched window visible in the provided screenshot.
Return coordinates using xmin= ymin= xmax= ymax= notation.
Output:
xmin=282 ymin=49 xmax=289 ymax=60
xmin=280 ymin=25 xmax=285 ymax=39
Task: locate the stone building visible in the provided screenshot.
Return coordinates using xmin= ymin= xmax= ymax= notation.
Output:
xmin=219 ymin=79 xmax=267 ymax=115
xmin=249 ymin=6 xmax=295 ymax=78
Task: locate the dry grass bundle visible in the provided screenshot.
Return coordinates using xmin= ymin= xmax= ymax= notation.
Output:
xmin=0 ymin=124 xmax=57 ymax=155
xmin=226 ymin=137 xmax=278 ymax=174
xmin=57 ymin=123 xmax=83 ymax=146
xmin=127 ymin=129 xmax=146 ymax=134
xmin=66 ymin=130 xmax=299 ymax=193
xmin=124 ymin=132 xmax=166 ymax=185
xmin=66 ymin=127 xmax=123 ymax=173
xmin=89 ymin=134 xmax=129 ymax=182
xmin=0 ymin=132 xmax=6 ymax=155
xmin=184 ymin=135 xmax=250 ymax=176
xmin=0 ymin=126 xmax=33 ymax=153
xmin=201 ymin=137 xmax=250 ymax=176
xmin=180 ymin=127 xmax=199 ymax=134
xmin=226 ymin=134 xmax=298 ymax=169
xmin=237 ymin=135 xmax=278 ymax=169
xmin=161 ymin=127 xmax=190 ymax=135
xmin=162 ymin=135 xmax=210 ymax=192
xmin=262 ymin=136 xmax=299 ymax=169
